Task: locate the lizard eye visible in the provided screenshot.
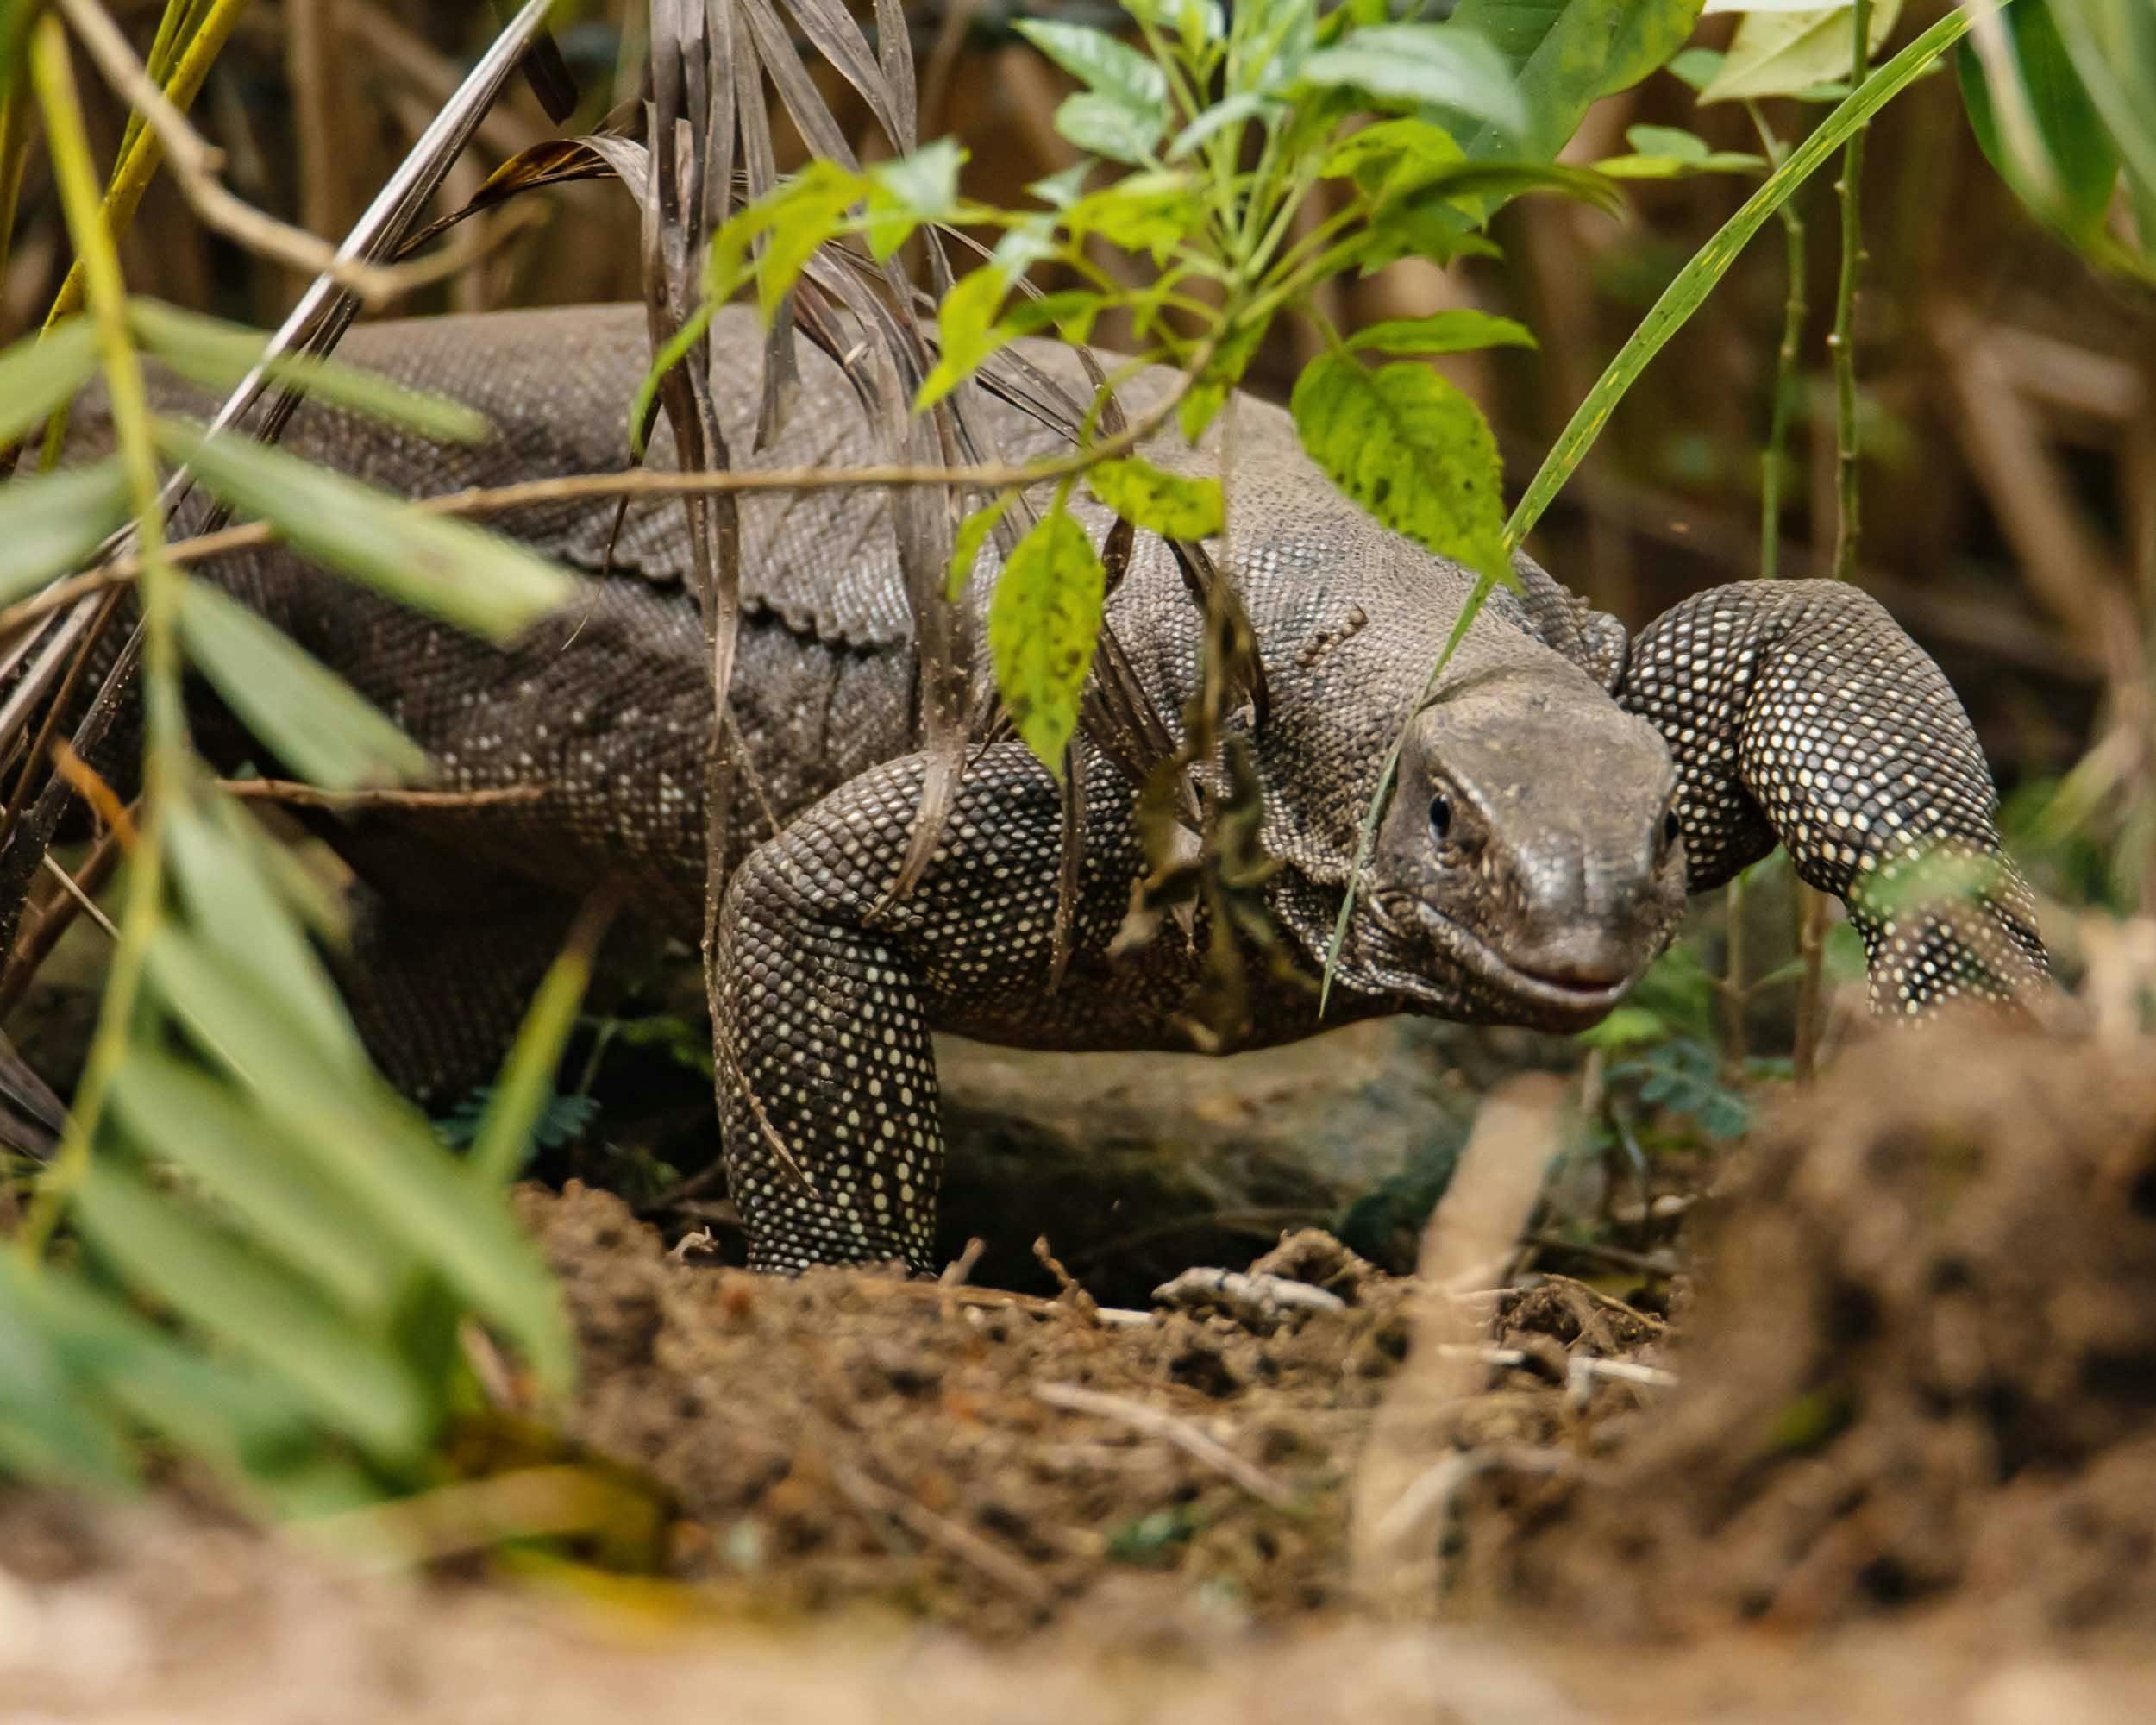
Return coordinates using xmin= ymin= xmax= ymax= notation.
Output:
xmin=1429 ymin=794 xmax=1454 ymax=844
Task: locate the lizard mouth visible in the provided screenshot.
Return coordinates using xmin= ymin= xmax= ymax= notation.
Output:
xmin=1419 ymin=910 xmax=1639 ymax=1025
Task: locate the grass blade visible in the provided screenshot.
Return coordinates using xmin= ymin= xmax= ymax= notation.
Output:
xmin=0 ymin=459 xmax=133 ymax=603
xmin=0 ymin=318 xmax=100 ymax=446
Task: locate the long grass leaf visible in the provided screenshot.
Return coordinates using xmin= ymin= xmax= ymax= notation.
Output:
xmin=0 ymin=460 xmax=133 ymax=603
xmin=0 ymin=319 xmax=100 ymax=446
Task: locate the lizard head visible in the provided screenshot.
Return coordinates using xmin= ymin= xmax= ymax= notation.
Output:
xmin=1349 ymin=668 xmax=1688 ymax=1031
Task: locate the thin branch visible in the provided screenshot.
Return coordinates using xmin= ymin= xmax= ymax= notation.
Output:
xmin=216 ymin=777 xmax=545 ymax=811
xmin=39 ymin=851 xmax=118 ymax=942
xmin=1034 ymin=1381 xmax=1300 ymax=1511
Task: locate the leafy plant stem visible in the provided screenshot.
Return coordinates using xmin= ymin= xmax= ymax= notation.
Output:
xmin=1746 ymin=103 xmax=1808 ymax=584
xmin=1503 ymin=1 xmax=1992 ymax=549
xmin=18 ymin=12 xmax=188 ymax=1256
xmin=1795 ymin=0 xmax=1874 ymax=1086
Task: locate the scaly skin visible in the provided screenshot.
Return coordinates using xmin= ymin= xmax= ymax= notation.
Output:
xmin=94 ymin=303 xmax=2045 ymax=1271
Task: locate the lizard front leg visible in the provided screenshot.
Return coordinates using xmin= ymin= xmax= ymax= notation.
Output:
xmin=712 ymin=740 xmax=1132 ymax=1274
xmin=1616 ymin=580 xmax=2047 ymax=1014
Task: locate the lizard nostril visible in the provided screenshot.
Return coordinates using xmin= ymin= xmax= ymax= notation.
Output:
xmin=1660 ymin=806 xmax=1682 ymax=855
xmin=1429 ymin=794 xmax=1453 ymax=846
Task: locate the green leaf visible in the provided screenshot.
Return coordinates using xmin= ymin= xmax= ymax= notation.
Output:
xmin=1440 ymin=0 xmax=1708 ymax=160
xmin=163 ymin=790 xmax=370 ymax=1079
xmin=754 ymin=161 xmax=868 ymax=323
xmin=988 ymin=502 xmax=1107 ymax=772
xmin=128 ymin=301 xmax=489 ymax=443
xmin=1320 ymin=116 xmax=1464 ymax=194
xmin=74 ymin=1157 xmax=431 ymax=1458
xmin=865 ymin=139 xmax=965 ymax=261
xmin=1013 ymin=19 xmax=1171 ymax=114
xmin=1064 ymin=170 xmax=1206 ymax=261
xmin=916 ymin=265 xmax=1015 ymax=413
xmin=1055 ymin=91 xmax=1170 ymax=164
xmin=1290 ymin=354 xmax=1508 ymax=577
xmin=1958 ymin=1 xmax=2121 ymax=238
xmin=1300 ymin=23 xmax=1527 ymax=137
xmin=1599 ymin=124 xmax=1767 ymax=177
xmin=177 ymin=583 xmax=430 ymax=791
xmin=1702 ymin=0 xmax=1905 ymax=104
xmin=0 ymin=318 xmax=101 ymax=448
xmin=154 ymin=418 xmax=574 ymax=642
xmin=1508 ymin=6 xmax=1980 ymax=548
xmin=0 ymin=459 xmax=132 ymax=604
xmin=1344 ymin=310 xmax=1539 ymax=355
xmin=948 ymin=492 xmax=1015 ymax=599
xmin=1666 ymin=45 xmax=1725 ymax=89
xmin=1087 ymin=455 xmax=1224 ymax=539
xmin=108 ymin=1050 xmax=404 ymax=1312
xmin=0 ymin=1263 xmax=140 ymax=1491
xmin=1626 ymin=123 xmax=1710 ymax=160
xmin=1168 ymin=91 xmax=1282 ymax=160
xmin=142 ymin=926 xmax=576 ymax=1393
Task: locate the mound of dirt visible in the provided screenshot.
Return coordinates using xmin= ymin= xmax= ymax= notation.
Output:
xmin=517 ymin=1187 xmax=1649 ymax=1636
xmin=1461 ymin=1026 xmax=2156 ymax=1638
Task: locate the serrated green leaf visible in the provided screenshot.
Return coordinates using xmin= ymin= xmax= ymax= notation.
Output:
xmin=1291 ymin=354 xmax=1508 ymax=576
xmin=74 ymin=1157 xmax=431 ymax=1458
xmin=1087 ymin=455 xmax=1224 ymax=539
xmin=1345 ymin=310 xmax=1538 ymax=355
xmin=142 ymin=926 xmax=575 ymax=1393
xmin=948 ymin=492 xmax=1015 ymax=599
xmin=1958 ymin=1 xmax=2121 ymax=238
xmin=916 ymin=265 xmax=1014 ymax=414
xmin=1441 ymin=0 xmax=1706 ymax=161
xmin=177 ymin=582 xmax=429 ymax=791
xmin=0 ymin=318 xmax=101 ymax=448
xmin=1702 ymin=0 xmax=1904 ymax=104
xmin=1321 ymin=116 xmax=1466 ymax=192
xmin=1300 ymin=24 xmax=1526 ymax=136
xmin=154 ymin=419 xmax=573 ymax=642
xmin=108 ymin=1050 xmax=403 ymax=1311
xmin=0 ymin=459 xmax=132 ymax=603
xmin=1013 ymin=19 xmax=1171 ymax=114
xmin=128 ymin=301 xmax=488 ymax=443
xmin=989 ymin=503 xmax=1106 ymax=772
xmin=1064 ymin=170 xmax=1204 ymax=261
xmin=1055 ymin=91 xmax=1169 ymax=164
xmin=1168 ymin=92 xmax=1282 ymax=160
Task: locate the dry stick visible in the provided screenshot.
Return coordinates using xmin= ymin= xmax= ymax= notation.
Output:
xmin=0 ymin=817 xmax=128 ymax=1017
xmin=1350 ymin=1074 xmax=1570 ymax=1610
xmin=1795 ymin=0 xmax=1873 ymax=1088
xmin=1033 ymin=1382 xmax=1299 ymax=1512
xmin=216 ymin=777 xmax=544 ymax=811
xmin=56 ymin=0 xmax=412 ymax=304
xmin=38 ymin=852 xmax=118 ymax=942
xmin=830 ymin=1464 xmax=1057 ymax=1609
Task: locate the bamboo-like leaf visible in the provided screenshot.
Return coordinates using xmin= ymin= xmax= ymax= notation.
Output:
xmin=989 ymin=503 xmax=1107 ymax=772
xmin=143 ymin=925 xmax=576 ymax=1393
xmin=0 ymin=459 xmax=132 ymax=603
xmin=0 ymin=1262 xmax=140 ymax=1490
xmin=0 ymin=317 xmax=100 ymax=446
xmin=164 ymin=790 xmax=369 ymax=1078
xmin=109 ymin=1049 xmax=404 ymax=1311
xmin=1508 ymin=5 xmax=1984 ymax=546
xmin=155 ymin=419 xmax=573 ymax=641
xmin=128 ymin=301 xmax=490 ymax=442
xmin=74 ymin=1157 xmax=431 ymax=1458
xmin=1087 ymin=455 xmax=1225 ymax=539
xmin=1292 ymin=354 xmax=1509 ymax=578
xmin=177 ymin=582 xmax=431 ymax=791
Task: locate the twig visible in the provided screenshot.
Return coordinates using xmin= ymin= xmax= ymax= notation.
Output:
xmin=831 ymin=1462 xmax=1057 ymax=1608
xmin=38 ymin=851 xmax=117 ymax=942
xmin=56 ymin=0 xmax=417 ymax=304
xmin=216 ymin=777 xmax=544 ymax=811
xmin=1033 ymin=1381 xmax=1299 ymax=1512
xmin=1150 ymin=1266 xmax=1347 ymax=1333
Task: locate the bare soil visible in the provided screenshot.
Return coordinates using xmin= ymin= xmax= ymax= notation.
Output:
xmin=7 ymin=1025 xmax=2156 ymax=1722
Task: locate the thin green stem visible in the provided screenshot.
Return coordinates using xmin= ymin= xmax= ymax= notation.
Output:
xmin=19 ymin=12 xmax=190 ymax=1257
xmin=1746 ymin=103 xmax=1808 ymax=585
xmin=1795 ymin=0 xmax=1872 ymax=1085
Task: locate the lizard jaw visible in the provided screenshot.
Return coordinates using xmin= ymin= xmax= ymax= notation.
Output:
xmin=1414 ymin=907 xmax=1641 ymax=1028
